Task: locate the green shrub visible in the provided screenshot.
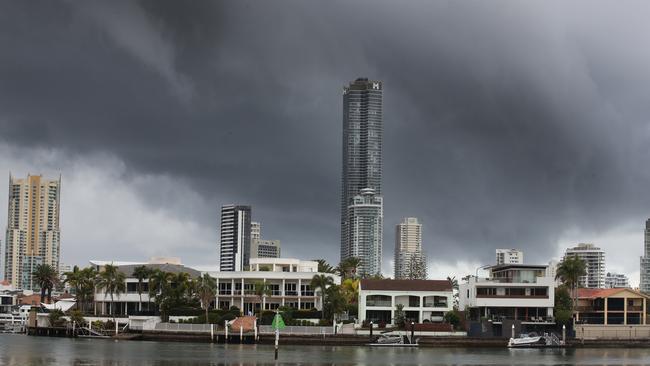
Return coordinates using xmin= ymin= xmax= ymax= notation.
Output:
xmin=69 ymin=310 xmax=86 ymax=327
xmin=48 ymin=309 xmax=66 ymax=327
xmin=444 ymin=310 xmax=461 ymax=329
xmin=555 ymin=309 xmax=573 ymax=325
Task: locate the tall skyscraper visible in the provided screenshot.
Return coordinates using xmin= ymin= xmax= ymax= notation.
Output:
xmin=346 ymin=189 xmax=383 ymax=276
xmin=640 ymin=219 xmax=650 ymax=292
xmin=495 ymin=249 xmax=524 ymax=265
xmin=219 ymin=205 xmax=252 ymax=271
xmin=394 ymin=217 xmax=426 ymax=279
xmin=563 ymin=243 xmax=606 ymax=288
xmin=605 ymin=272 xmax=629 ymax=288
xmin=341 ymin=78 xmax=383 ymax=276
xmin=4 ymin=174 xmax=61 ymax=290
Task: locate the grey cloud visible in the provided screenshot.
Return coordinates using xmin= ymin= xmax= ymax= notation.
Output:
xmin=1 ymin=1 xmax=650 ymax=276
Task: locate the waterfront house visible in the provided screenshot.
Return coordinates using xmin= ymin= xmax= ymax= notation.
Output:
xmin=358 ymin=279 xmax=453 ymax=325
xmin=459 ymin=264 xmax=555 ymax=324
xmin=91 ymin=258 xmax=201 ymax=316
xmin=575 ymin=288 xmax=649 ymax=325
xmin=204 ymin=258 xmax=341 ymax=314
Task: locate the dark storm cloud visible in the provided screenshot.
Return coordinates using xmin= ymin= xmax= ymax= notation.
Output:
xmin=2 ymin=0 xmax=650 ymax=270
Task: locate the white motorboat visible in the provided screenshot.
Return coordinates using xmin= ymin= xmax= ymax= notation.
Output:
xmin=508 ymin=332 xmax=562 ymax=348
xmin=369 ymin=332 xmax=419 ymax=347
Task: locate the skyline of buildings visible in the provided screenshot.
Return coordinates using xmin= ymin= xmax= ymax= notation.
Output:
xmin=3 ymin=174 xmax=61 ymax=291
xmin=394 ymin=217 xmax=426 ymax=280
xmin=340 ymin=78 xmax=384 ymax=277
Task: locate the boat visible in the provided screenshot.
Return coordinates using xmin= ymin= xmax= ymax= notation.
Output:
xmin=508 ymin=332 xmax=563 ymax=348
xmin=368 ymin=331 xmax=419 ymax=347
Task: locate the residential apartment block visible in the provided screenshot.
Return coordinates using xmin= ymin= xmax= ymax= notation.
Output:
xmin=358 ymin=279 xmax=453 ymax=325
xmin=495 ymin=249 xmax=523 ymax=265
xmin=640 ymin=219 xmax=650 ymax=293
xmin=341 ymin=78 xmax=384 ymax=277
xmin=251 ymin=239 xmax=281 ymax=259
xmin=4 ymin=175 xmax=61 ymax=290
xmin=564 ymin=243 xmax=606 ymax=288
xmin=207 ymin=258 xmax=341 ymax=314
xmin=219 ymin=205 xmax=252 ymax=271
xmin=605 ymin=272 xmax=630 ymax=288
xmin=459 ymin=264 xmax=555 ymax=324
xmin=394 ymin=217 xmax=426 ymax=279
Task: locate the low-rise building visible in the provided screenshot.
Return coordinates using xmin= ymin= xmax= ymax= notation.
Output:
xmin=604 ymin=272 xmax=630 ymax=288
xmin=358 ymin=279 xmax=453 ymax=325
xmin=205 ymin=258 xmax=340 ymax=314
xmin=575 ymin=288 xmax=649 ymax=325
xmin=459 ymin=264 xmax=555 ymax=324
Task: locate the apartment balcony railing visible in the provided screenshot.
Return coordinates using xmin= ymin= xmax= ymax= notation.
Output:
xmin=301 ymin=291 xmax=314 ymax=296
xmin=424 ymin=302 xmax=448 ymax=308
xmin=284 ymin=291 xmax=298 ymax=296
xmin=366 ymin=300 xmax=392 ymax=307
xmin=218 ymin=290 xmax=232 ymax=295
xmin=476 ymin=294 xmax=549 ymax=299
xmin=488 ymin=315 xmax=555 ymax=323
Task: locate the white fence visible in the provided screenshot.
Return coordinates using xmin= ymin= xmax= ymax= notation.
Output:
xmin=258 ymin=325 xmax=333 ymax=335
xmin=154 ymin=323 xmax=214 ymax=333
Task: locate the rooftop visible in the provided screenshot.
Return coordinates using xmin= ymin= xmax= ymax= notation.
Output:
xmin=360 ymin=279 xmax=452 ymax=292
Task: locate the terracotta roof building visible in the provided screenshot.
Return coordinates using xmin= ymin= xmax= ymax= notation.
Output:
xmin=575 ymin=288 xmax=649 ymax=325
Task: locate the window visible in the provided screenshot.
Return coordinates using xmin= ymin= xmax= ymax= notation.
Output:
xmin=477 ymin=288 xmax=497 ymax=296
xmin=505 ymin=288 xmax=525 ymax=296
xmin=530 ymin=288 xmax=547 ymax=296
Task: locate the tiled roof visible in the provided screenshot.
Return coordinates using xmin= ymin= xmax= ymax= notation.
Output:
xmin=577 ymin=288 xmax=648 ymax=299
xmin=360 ymin=279 xmax=452 ymax=292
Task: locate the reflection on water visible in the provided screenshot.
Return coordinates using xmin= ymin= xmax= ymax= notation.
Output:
xmin=1 ymin=334 xmax=650 ymax=365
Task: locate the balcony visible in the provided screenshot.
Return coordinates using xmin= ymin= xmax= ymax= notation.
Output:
xmin=218 ymin=290 xmax=232 ymax=295
xmin=301 ymin=291 xmax=314 ymax=296
xmin=476 ymin=294 xmax=549 ymax=299
xmin=366 ymin=300 xmax=392 ymax=307
xmin=285 ymin=291 xmax=298 ymax=296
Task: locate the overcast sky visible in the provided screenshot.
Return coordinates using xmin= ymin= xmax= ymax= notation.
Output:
xmin=2 ymin=1 xmax=650 ymax=285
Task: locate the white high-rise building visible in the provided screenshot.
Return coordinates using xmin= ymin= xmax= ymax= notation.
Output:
xmin=495 ymin=249 xmax=524 ymax=265
xmin=4 ymin=174 xmax=61 ymax=290
xmin=219 ymin=205 xmax=252 ymax=272
xmin=563 ymin=243 xmax=606 ymax=288
xmin=346 ymin=188 xmax=383 ymax=277
xmin=394 ymin=217 xmax=426 ymax=279
xmin=251 ymin=222 xmax=261 ymax=241
xmin=605 ymin=272 xmax=629 ymax=288
xmin=640 ymin=219 xmax=650 ymax=293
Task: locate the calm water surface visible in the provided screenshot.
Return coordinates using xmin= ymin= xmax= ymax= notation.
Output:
xmin=1 ymin=334 xmax=650 ymax=365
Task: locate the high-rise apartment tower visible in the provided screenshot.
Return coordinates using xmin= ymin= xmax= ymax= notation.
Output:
xmin=640 ymin=219 xmax=650 ymax=292
xmin=219 ymin=205 xmax=252 ymax=271
xmin=340 ymin=78 xmax=383 ymax=276
xmin=4 ymin=174 xmax=61 ymax=290
xmin=394 ymin=217 xmax=426 ymax=279
xmin=563 ymin=243 xmax=606 ymax=288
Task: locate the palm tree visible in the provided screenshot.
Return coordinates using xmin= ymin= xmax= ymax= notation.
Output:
xmin=313 ymin=259 xmax=335 ymax=274
xmin=340 ymin=278 xmax=359 ymax=304
xmin=79 ymin=267 xmax=98 ymax=314
xmin=64 ymin=266 xmax=82 ymax=309
xmin=447 ymin=276 xmax=459 ymax=309
xmin=195 ymin=274 xmax=217 ymax=324
xmin=336 ymin=257 xmax=361 ymax=279
xmin=310 ymin=274 xmax=334 ymax=318
xmin=555 ymin=255 xmax=587 ymax=309
xmin=132 ymin=265 xmax=151 ymax=313
xmin=253 ymin=281 xmax=271 ymax=315
xmin=95 ymin=264 xmax=126 ymax=322
xmin=33 ymin=264 xmax=58 ymax=304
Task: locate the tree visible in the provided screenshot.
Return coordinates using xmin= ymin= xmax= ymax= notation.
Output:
xmin=132 ymin=265 xmax=151 ymax=313
xmin=64 ymin=266 xmax=82 ymax=309
xmin=323 ymin=285 xmax=346 ymax=321
xmin=313 ymin=259 xmax=335 ymax=274
xmin=340 ymin=278 xmax=359 ymax=304
xmin=406 ymin=253 xmax=427 ymax=280
xmin=394 ymin=304 xmax=406 ymax=328
xmin=148 ymin=269 xmax=173 ymax=320
xmin=33 ymin=264 xmax=58 ymax=304
xmin=253 ymin=281 xmax=271 ymax=315
xmin=336 ymin=257 xmax=361 ymax=279
xmin=78 ymin=267 xmax=98 ymax=314
xmin=96 ymin=264 xmax=126 ymax=322
xmin=447 ymin=276 xmax=459 ymax=309
xmin=310 ymin=274 xmax=334 ymax=319
xmin=444 ymin=310 xmax=461 ymax=329
xmin=555 ymin=255 xmax=587 ymax=309
xmin=195 ymin=273 xmax=217 ymax=324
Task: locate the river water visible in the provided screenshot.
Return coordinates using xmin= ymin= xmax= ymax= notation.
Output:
xmin=1 ymin=334 xmax=650 ymax=365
